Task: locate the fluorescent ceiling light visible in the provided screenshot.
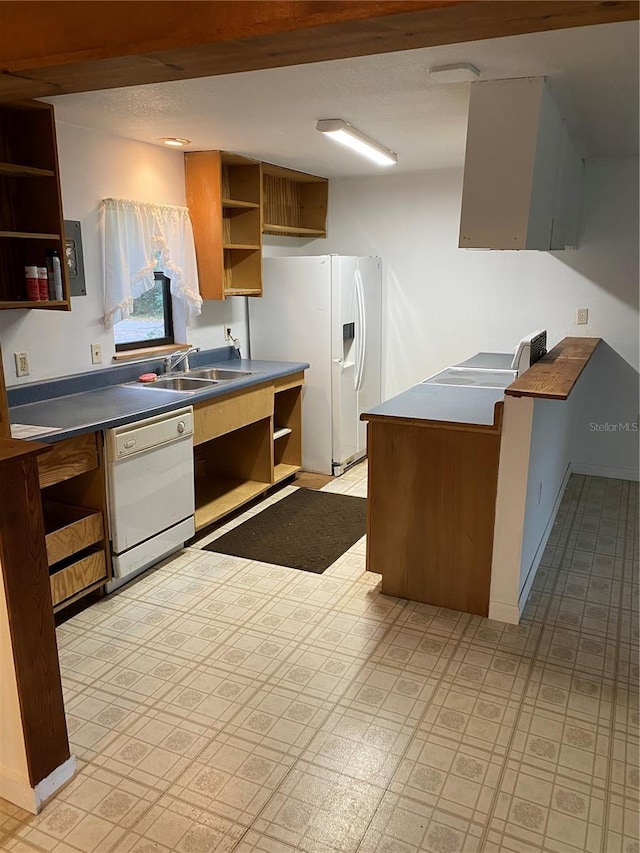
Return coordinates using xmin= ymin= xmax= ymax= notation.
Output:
xmin=429 ymin=63 xmax=480 ymax=83
xmin=316 ymin=119 xmax=397 ymax=166
xmin=160 ymin=137 xmax=190 ymax=147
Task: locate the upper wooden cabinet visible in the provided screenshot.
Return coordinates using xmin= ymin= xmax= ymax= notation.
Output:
xmin=0 ymin=100 xmax=71 ymax=310
xmin=459 ymin=77 xmax=583 ymax=251
xmin=185 ymin=151 xmax=263 ymax=300
xmin=262 ymin=164 xmax=328 ymax=238
xmin=185 ymin=150 xmax=328 ymax=300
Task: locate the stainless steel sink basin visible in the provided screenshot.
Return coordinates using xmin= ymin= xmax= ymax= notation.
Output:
xmin=141 ymin=376 xmax=219 ymax=392
xmin=186 ymin=368 xmax=260 ymax=381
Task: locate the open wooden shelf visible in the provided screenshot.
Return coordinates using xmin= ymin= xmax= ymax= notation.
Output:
xmin=222 ymin=198 xmax=260 ymax=209
xmin=273 ymin=462 xmax=301 ymax=484
xmin=0 ymin=162 xmax=55 ymax=178
xmin=186 ymin=150 xmax=263 ymax=300
xmin=195 ymin=474 xmax=269 ymax=530
xmin=262 ymin=163 xmax=328 ymax=239
xmin=0 ymin=230 xmax=60 ymax=240
xmin=0 ymin=299 xmax=69 ymax=310
xmin=50 ymin=548 xmax=107 ymax=608
xmin=42 ymin=501 xmax=103 ymax=566
xmin=0 ymin=101 xmax=71 ymax=309
xmin=273 ymin=426 xmax=293 ymax=440
xmin=262 ymin=223 xmax=326 ymax=237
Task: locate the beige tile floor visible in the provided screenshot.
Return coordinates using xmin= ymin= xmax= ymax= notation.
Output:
xmin=1 ymin=465 xmax=638 ymax=853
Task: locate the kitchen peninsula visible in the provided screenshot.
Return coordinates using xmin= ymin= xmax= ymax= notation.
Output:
xmin=361 ymin=336 xmax=602 ymax=620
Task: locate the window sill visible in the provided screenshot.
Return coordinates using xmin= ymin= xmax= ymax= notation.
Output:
xmin=112 ymin=343 xmax=190 ymax=363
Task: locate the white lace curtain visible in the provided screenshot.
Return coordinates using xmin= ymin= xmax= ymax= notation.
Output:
xmin=102 ymin=197 xmax=202 ymax=328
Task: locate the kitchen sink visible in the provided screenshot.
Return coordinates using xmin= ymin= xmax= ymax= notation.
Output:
xmin=141 ymin=376 xmax=219 ymax=392
xmin=186 ymin=368 xmax=260 ymax=381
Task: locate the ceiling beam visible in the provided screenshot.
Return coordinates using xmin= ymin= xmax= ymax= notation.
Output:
xmin=0 ymin=1 xmax=637 ymax=101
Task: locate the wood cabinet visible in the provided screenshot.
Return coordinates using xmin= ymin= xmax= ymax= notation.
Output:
xmin=36 ymin=433 xmax=110 ymax=611
xmin=362 ymin=412 xmax=503 ymax=617
xmin=192 ymin=373 xmax=304 ymax=531
xmin=459 ymin=77 xmax=583 ymax=251
xmin=185 ymin=150 xmax=328 ymax=300
xmin=0 ymin=100 xmax=70 ymax=309
xmin=262 ymin=164 xmax=328 ymax=238
xmin=185 ymin=150 xmax=263 ymax=300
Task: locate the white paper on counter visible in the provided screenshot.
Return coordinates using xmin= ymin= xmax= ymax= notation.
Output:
xmin=11 ymin=423 xmax=63 ymax=439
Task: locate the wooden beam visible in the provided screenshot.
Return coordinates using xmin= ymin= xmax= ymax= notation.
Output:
xmin=0 ymin=1 xmax=636 ymax=101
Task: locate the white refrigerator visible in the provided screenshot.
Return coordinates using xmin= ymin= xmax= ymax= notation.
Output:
xmin=250 ymin=255 xmax=382 ymax=476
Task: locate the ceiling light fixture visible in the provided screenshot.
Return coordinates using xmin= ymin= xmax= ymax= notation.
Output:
xmin=160 ymin=137 xmax=191 ymax=147
xmin=428 ymin=63 xmax=480 ymax=83
xmin=316 ymin=119 xmax=397 ymax=166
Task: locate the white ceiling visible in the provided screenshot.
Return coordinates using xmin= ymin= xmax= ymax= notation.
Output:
xmin=46 ymin=21 xmax=638 ymax=178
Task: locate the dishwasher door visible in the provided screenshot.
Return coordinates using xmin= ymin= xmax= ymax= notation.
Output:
xmin=106 ymin=407 xmax=194 ymax=559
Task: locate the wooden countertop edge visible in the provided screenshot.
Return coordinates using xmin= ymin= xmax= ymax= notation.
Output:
xmin=360 ymin=400 xmax=503 ymax=434
xmin=505 ymin=337 xmax=602 ymax=400
xmin=0 ymin=437 xmax=51 ymax=464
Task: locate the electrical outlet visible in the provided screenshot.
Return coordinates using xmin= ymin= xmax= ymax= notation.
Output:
xmin=225 ymin=327 xmax=232 ymax=341
xmin=91 ymin=343 xmax=102 ymax=365
xmin=576 ymin=308 xmax=589 ymax=325
xmin=14 ymin=351 xmax=30 ymax=377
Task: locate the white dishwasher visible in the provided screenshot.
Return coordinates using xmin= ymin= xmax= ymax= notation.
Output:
xmin=105 ymin=406 xmax=195 ymax=592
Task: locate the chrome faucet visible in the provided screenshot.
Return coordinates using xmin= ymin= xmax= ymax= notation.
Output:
xmin=164 ymin=346 xmax=200 ymax=374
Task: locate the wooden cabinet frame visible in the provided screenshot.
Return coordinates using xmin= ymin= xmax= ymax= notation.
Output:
xmin=0 ymin=101 xmax=70 ymax=310
xmin=193 ymin=373 xmax=304 ymax=531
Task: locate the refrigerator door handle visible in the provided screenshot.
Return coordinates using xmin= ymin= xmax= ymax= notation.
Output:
xmin=354 ymin=268 xmax=366 ymax=392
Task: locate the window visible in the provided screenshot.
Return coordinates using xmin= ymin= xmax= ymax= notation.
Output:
xmin=114 ymin=273 xmax=174 ymax=351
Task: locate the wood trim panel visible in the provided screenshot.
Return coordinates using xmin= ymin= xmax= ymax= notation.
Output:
xmin=0 ymin=344 xmax=10 ymax=440
xmin=193 ymin=384 xmax=273 ymax=444
xmin=273 ymin=371 xmax=305 ymax=392
xmin=0 ymin=2 xmax=636 ymax=101
xmin=366 ymin=419 xmax=501 ymax=616
xmin=0 ymin=448 xmax=69 ymax=785
xmin=37 ymin=432 xmax=98 ymax=489
xmin=111 ymin=342 xmax=190 ymax=362
xmin=185 ymin=151 xmax=224 ymax=301
xmin=506 ymin=336 xmax=601 ymax=399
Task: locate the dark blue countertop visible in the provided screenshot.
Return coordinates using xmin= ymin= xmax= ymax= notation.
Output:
xmin=362 ymin=383 xmax=504 ymax=427
xmin=361 ymin=352 xmax=514 ymax=427
xmin=9 ymin=347 xmax=308 ymax=443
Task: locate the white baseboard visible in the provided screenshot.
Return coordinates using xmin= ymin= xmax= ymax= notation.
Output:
xmin=517 ymin=462 xmax=572 ymax=617
xmin=35 ymin=755 xmax=77 ymax=812
xmin=0 ymin=755 xmax=76 ymax=815
xmin=488 ymin=601 xmax=520 ymax=624
xmin=572 ymin=462 xmax=639 ymax=482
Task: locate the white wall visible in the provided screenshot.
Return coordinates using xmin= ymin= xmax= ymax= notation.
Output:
xmin=264 ymin=156 xmax=639 ymax=480
xmin=0 ymin=122 xmax=247 ymax=386
xmin=264 ymin=157 xmax=639 ymax=401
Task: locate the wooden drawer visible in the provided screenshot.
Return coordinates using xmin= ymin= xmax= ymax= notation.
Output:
xmin=43 ymin=501 xmax=104 ymax=566
xmin=38 ymin=433 xmax=98 ymax=489
xmin=193 ymin=385 xmax=273 ymax=445
xmin=50 ymin=549 xmax=107 ymax=607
